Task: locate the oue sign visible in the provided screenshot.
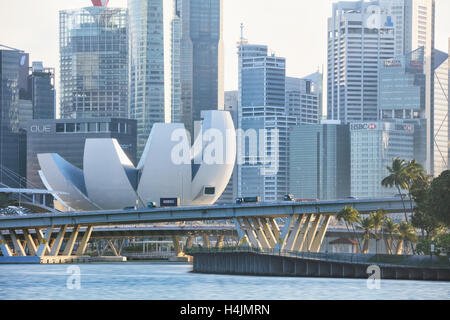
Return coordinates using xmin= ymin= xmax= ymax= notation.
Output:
xmin=30 ymin=125 xmax=51 ymax=133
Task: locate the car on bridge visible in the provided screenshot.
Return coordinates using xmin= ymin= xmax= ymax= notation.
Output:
xmin=236 ymin=196 xmax=261 ymax=204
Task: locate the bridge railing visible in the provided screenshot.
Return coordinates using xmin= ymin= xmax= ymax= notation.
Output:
xmin=185 ymin=246 xmax=450 ymax=268
xmin=186 ymin=246 xmax=372 ymax=264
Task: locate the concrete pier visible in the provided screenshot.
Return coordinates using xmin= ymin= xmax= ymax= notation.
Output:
xmin=0 ymin=256 xmax=91 ymax=264
xmin=192 ymin=252 xmax=450 ymax=281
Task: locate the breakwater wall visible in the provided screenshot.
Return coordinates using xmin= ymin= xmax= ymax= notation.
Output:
xmin=192 ymin=252 xmax=450 ymax=281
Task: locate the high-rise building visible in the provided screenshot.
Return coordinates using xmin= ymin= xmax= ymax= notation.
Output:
xmin=26 ymin=118 xmax=137 ymax=189
xmin=237 ymin=41 xmax=296 ymax=202
xmin=378 ymin=46 xmax=449 ymax=176
xmin=350 ymin=122 xmax=415 ymax=198
xmin=216 ymin=91 xmax=238 ymax=204
xmin=327 ymin=0 xmax=396 ymax=123
xmin=432 ymin=50 xmax=449 ymax=175
xmin=286 ymin=72 xmax=322 ymax=124
xmin=28 ymin=62 xmax=55 ymax=120
xmin=289 ymin=122 xmax=350 ymax=201
xmin=0 ymin=45 xmax=28 ymax=187
xmin=59 ymin=3 xmax=128 ymax=119
xmin=128 ymin=0 xmax=173 ymax=159
xmin=173 ymin=0 xmax=224 ymax=138
xmin=378 ymin=47 xmax=427 ymax=164
xmin=328 ymin=0 xmax=443 ymax=177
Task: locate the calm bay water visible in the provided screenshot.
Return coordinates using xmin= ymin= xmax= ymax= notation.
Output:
xmin=0 ymin=262 xmax=449 ymax=300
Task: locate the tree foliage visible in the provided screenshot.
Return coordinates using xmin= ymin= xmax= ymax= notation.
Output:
xmin=428 ymin=170 xmax=450 ymax=227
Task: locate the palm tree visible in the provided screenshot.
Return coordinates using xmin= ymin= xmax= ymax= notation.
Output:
xmin=396 ymin=221 xmax=418 ymax=255
xmin=383 ymin=218 xmax=398 ymax=255
xmin=382 ymin=158 xmax=410 ymax=221
xmin=359 ymin=216 xmax=375 ymax=254
xmin=337 ymin=207 xmax=362 ymax=252
xmin=371 ymin=210 xmax=386 ymax=254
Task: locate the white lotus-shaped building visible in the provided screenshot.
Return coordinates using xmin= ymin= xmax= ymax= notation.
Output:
xmin=38 ymin=111 xmax=236 ymax=211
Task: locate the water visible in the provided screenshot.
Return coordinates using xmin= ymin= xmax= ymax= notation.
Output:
xmin=0 ymin=262 xmax=449 ymax=300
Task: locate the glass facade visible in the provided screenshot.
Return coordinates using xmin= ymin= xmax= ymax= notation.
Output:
xmin=128 ymin=0 xmax=172 ymax=159
xmin=289 ymin=123 xmax=350 ymax=201
xmin=175 ymin=0 xmax=224 ymax=137
xmin=0 ymin=48 xmax=27 ymax=187
xmin=285 ymin=73 xmax=322 ymax=125
xmin=350 ymin=122 xmax=415 ymax=198
xmin=378 ymin=46 xmax=449 ymax=176
xmin=29 ymin=63 xmax=55 ymax=120
xmin=327 ymin=0 xmax=396 ymax=123
xmin=378 ymin=47 xmax=426 ymax=120
xmin=59 ymin=7 xmax=128 ymax=119
xmin=238 ymin=43 xmax=296 ymax=202
xmin=432 ymin=49 xmax=449 ymax=175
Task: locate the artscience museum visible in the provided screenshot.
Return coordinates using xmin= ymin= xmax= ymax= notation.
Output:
xmin=38 ymin=111 xmax=236 ymax=212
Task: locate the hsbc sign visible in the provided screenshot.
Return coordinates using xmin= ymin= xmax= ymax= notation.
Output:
xmin=350 ymin=123 xmax=378 ymax=131
xmin=351 ymin=122 xmax=414 ymax=133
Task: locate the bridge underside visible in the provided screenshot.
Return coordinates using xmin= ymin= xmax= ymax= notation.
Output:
xmin=234 ymin=214 xmax=332 ymax=253
xmin=0 ymin=225 xmax=237 ymax=263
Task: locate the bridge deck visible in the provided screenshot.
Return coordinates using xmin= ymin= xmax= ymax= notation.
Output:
xmin=0 ymin=198 xmax=409 ymax=230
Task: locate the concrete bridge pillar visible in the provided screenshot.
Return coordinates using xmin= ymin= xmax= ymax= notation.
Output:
xmin=62 ymin=225 xmax=80 ymax=256
xmin=50 ymin=226 xmax=67 ymax=256
xmin=284 ymin=215 xmax=306 ymax=251
xmin=9 ymin=230 xmax=26 ymax=256
xmin=203 ymin=234 xmax=210 ymax=248
xmin=36 ymin=227 xmax=53 ymax=257
xmin=216 ymin=235 xmax=224 ymax=248
xmin=75 ymin=226 xmax=93 ymax=256
xmin=293 ymin=215 xmax=312 ymax=252
xmin=172 ymin=236 xmax=184 ymax=257
xmin=0 ymin=232 xmax=13 ymax=257
xmin=22 ymin=229 xmax=37 ymax=256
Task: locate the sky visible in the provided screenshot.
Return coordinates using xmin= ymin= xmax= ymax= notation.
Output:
xmin=0 ymin=0 xmax=449 ymax=96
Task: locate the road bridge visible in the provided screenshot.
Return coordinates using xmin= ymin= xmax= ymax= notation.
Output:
xmin=0 ymin=198 xmax=411 ymax=263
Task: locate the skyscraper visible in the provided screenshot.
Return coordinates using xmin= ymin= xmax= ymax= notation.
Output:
xmin=128 ymin=0 xmax=173 ymax=159
xmin=0 ymin=45 xmax=28 ymax=187
xmin=327 ymin=0 xmax=396 ymax=123
xmin=173 ymin=0 xmax=224 ymax=138
xmin=59 ymin=3 xmax=128 ymax=119
xmin=237 ymin=41 xmax=296 ymax=202
xmin=289 ymin=122 xmax=350 ymax=201
xmin=29 ymin=62 xmax=55 ymax=120
xmin=432 ymin=50 xmax=449 ymax=175
xmin=328 ymin=0 xmax=444 ymax=177
xmin=285 ymin=72 xmax=323 ymax=124
xmin=378 ymin=47 xmax=427 ymax=166
xmin=350 ymin=122 xmax=415 ymax=198
xmin=216 ymin=90 xmax=238 ymax=204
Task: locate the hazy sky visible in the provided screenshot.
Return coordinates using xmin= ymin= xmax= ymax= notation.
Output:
xmin=1 ymin=0 xmax=449 ymax=95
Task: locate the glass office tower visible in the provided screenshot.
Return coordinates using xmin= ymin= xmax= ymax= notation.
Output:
xmin=327 ymin=0 xmax=395 ymax=123
xmin=29 ymin=62 xmax=56 ymax=120
xmin=285 ymin=73 xmax=323 ymax=125
xmin=289 ymin=122 xmax=350 ymax=200
xmin=378 ymin=46 xmax=449 ymax=176
xmin=128 ymin=0 xmax=173 ymax=159
xmin=0 ymin=45 xmax=28 ymax=187
xmin=59 ymin=6 xmax=128 ymax=119
xmin=237 ymin=42 xmax=296 ymax=202
xmin=174 ymin=0 xmax=224 ymax=138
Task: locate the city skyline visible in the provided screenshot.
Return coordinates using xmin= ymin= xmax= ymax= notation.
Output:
xmin=1 ymin=0 xmax=449 ymax=115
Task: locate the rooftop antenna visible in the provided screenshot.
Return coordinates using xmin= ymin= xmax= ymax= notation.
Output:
xmin=237 ymin=23 xmax=248 ymax=46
